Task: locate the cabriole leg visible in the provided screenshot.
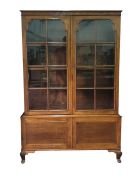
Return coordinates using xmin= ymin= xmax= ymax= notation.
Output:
xmin=20 ymin=152 xmax=26 ymax=164
xmin=116 ymin=151 xmax=122 ymax=163
xmin=108 ymin=150 xmax=122 ymax=163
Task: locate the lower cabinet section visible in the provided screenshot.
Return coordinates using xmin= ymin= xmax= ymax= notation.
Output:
xmin=73 ymin=116 xmax=121 ymax=150
xmin=21 ymin=116 xmax=72 ymax=151
xmin=21 ymin=115 xmax=121 ymax=152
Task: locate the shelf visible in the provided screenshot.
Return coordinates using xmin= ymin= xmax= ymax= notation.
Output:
xmin=29 ymin=87 xmax=47 ymax=90
xmin=76 ymin=65 xmax=115 ymax=68
xmin=27 ymin=42 xmax=66 ymax=46
xmin=76 ymin=66 xmax=94 ymax=69
xmin=28 ymin=65 xmax=114 ymax=69
xmin=28 ymin=65 xmax=67 ymax=69
xmin=48 ymin=67 xmax=67 ymax=70
xmin=48 ymin=87 xmax=67 ymax=89
xmin=96 ymin=65 xmax=115 ymax=68
xmin=29 ymin=87 xmax=67 ymax=90
xmin=76 ymin=42 xmax=115 ymax=45
xmin=76 ymin=88 xmax=94 ymax=89
xmin=28 ymin=66 xmax=47 ymax=70
xmin=76 ymin=87 xmax=114 ymax=89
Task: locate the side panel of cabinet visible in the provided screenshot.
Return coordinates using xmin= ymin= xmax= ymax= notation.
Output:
xmin=21 ymin=116 xmax=72 ymax=151
xmin=73 ymin=116 xmax=121 ymax=150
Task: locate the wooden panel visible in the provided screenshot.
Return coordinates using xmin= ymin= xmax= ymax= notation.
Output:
xmin=73 ymin=116 xmax=121 ymax=149
xmin=76 ymin=122 xmax=116 ymax=144
xmin=26 ymin=121 xmax=66 ymax=144
xmin=22 ymin=117 xmax=72 ymax=150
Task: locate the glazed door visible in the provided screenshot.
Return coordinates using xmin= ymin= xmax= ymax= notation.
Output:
xmin=23 ymin=16 xmax=72 ymax=114
xmin=72 ymin=16 xmax=118 ymax=114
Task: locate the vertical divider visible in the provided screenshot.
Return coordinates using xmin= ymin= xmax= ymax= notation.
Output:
xmin=68 ymin=16 xmax=72 ymax=113
xmin=46 ymin=20 xmax=49 ymax=110
xmin=66 ymin=30 xmax=69 ymax=111
xmin=70 ymin=16 xmax=75 ymax=114
xmin=70 ymin=16 xmax=73 ymax=147
xmin=94 ymin=44 xmax=96 ymax=110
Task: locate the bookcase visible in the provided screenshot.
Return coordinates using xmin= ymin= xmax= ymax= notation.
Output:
xmin=20 ymin=10 xmax=122 ymax=163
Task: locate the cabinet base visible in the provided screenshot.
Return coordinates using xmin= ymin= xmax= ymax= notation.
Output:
xmin=20 ymin=114 xmax=122 ymax=163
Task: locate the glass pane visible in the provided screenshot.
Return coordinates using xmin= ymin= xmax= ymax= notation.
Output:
xmin=49 ymin=89 xmax=67 ymax=109
xmin=48 ymin=69 xmax=67 ymax=87
xmin=76 ymin=19 xmax=115 ymax=42
xmin=47 ymin=19 xmax=66 ymax=42
xmin=96 ymin=69 xmax=114 ymax=87
xmin=76 ymin=90 xmax=94 ymax=109
xmin=76 ymin=45 xmax=95 ymax=65
xmin=96 ymin=45 xmax=115 ymax=65
xmin=29 ymin=70 xmax=47 ymax=87
xmin=76 ymin=20 xmax=96 ymax=43
xmin=76 ymin=69 xmax=94 ymax=88
xmin=96 ymin=20 xmax=115 ymax=41
xmin=48 ymin=46 xmax=66 ymax=65
xmin=27 ymin=46 xmax=46 ymax=65
xmin=29 ymin=89 xmax=47 ymax=110
xmin=27 ymin=20 xmax=46 ymax=42
xmin=96 ymin=89 xmax=114 ymax=109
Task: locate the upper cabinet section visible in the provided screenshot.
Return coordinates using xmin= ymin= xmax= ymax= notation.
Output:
xmin=21 ymin=11 xmax=121 ymax=114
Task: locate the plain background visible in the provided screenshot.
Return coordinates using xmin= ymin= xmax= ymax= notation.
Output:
xmin=0 ymin=0 xmax=133 ymax=174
